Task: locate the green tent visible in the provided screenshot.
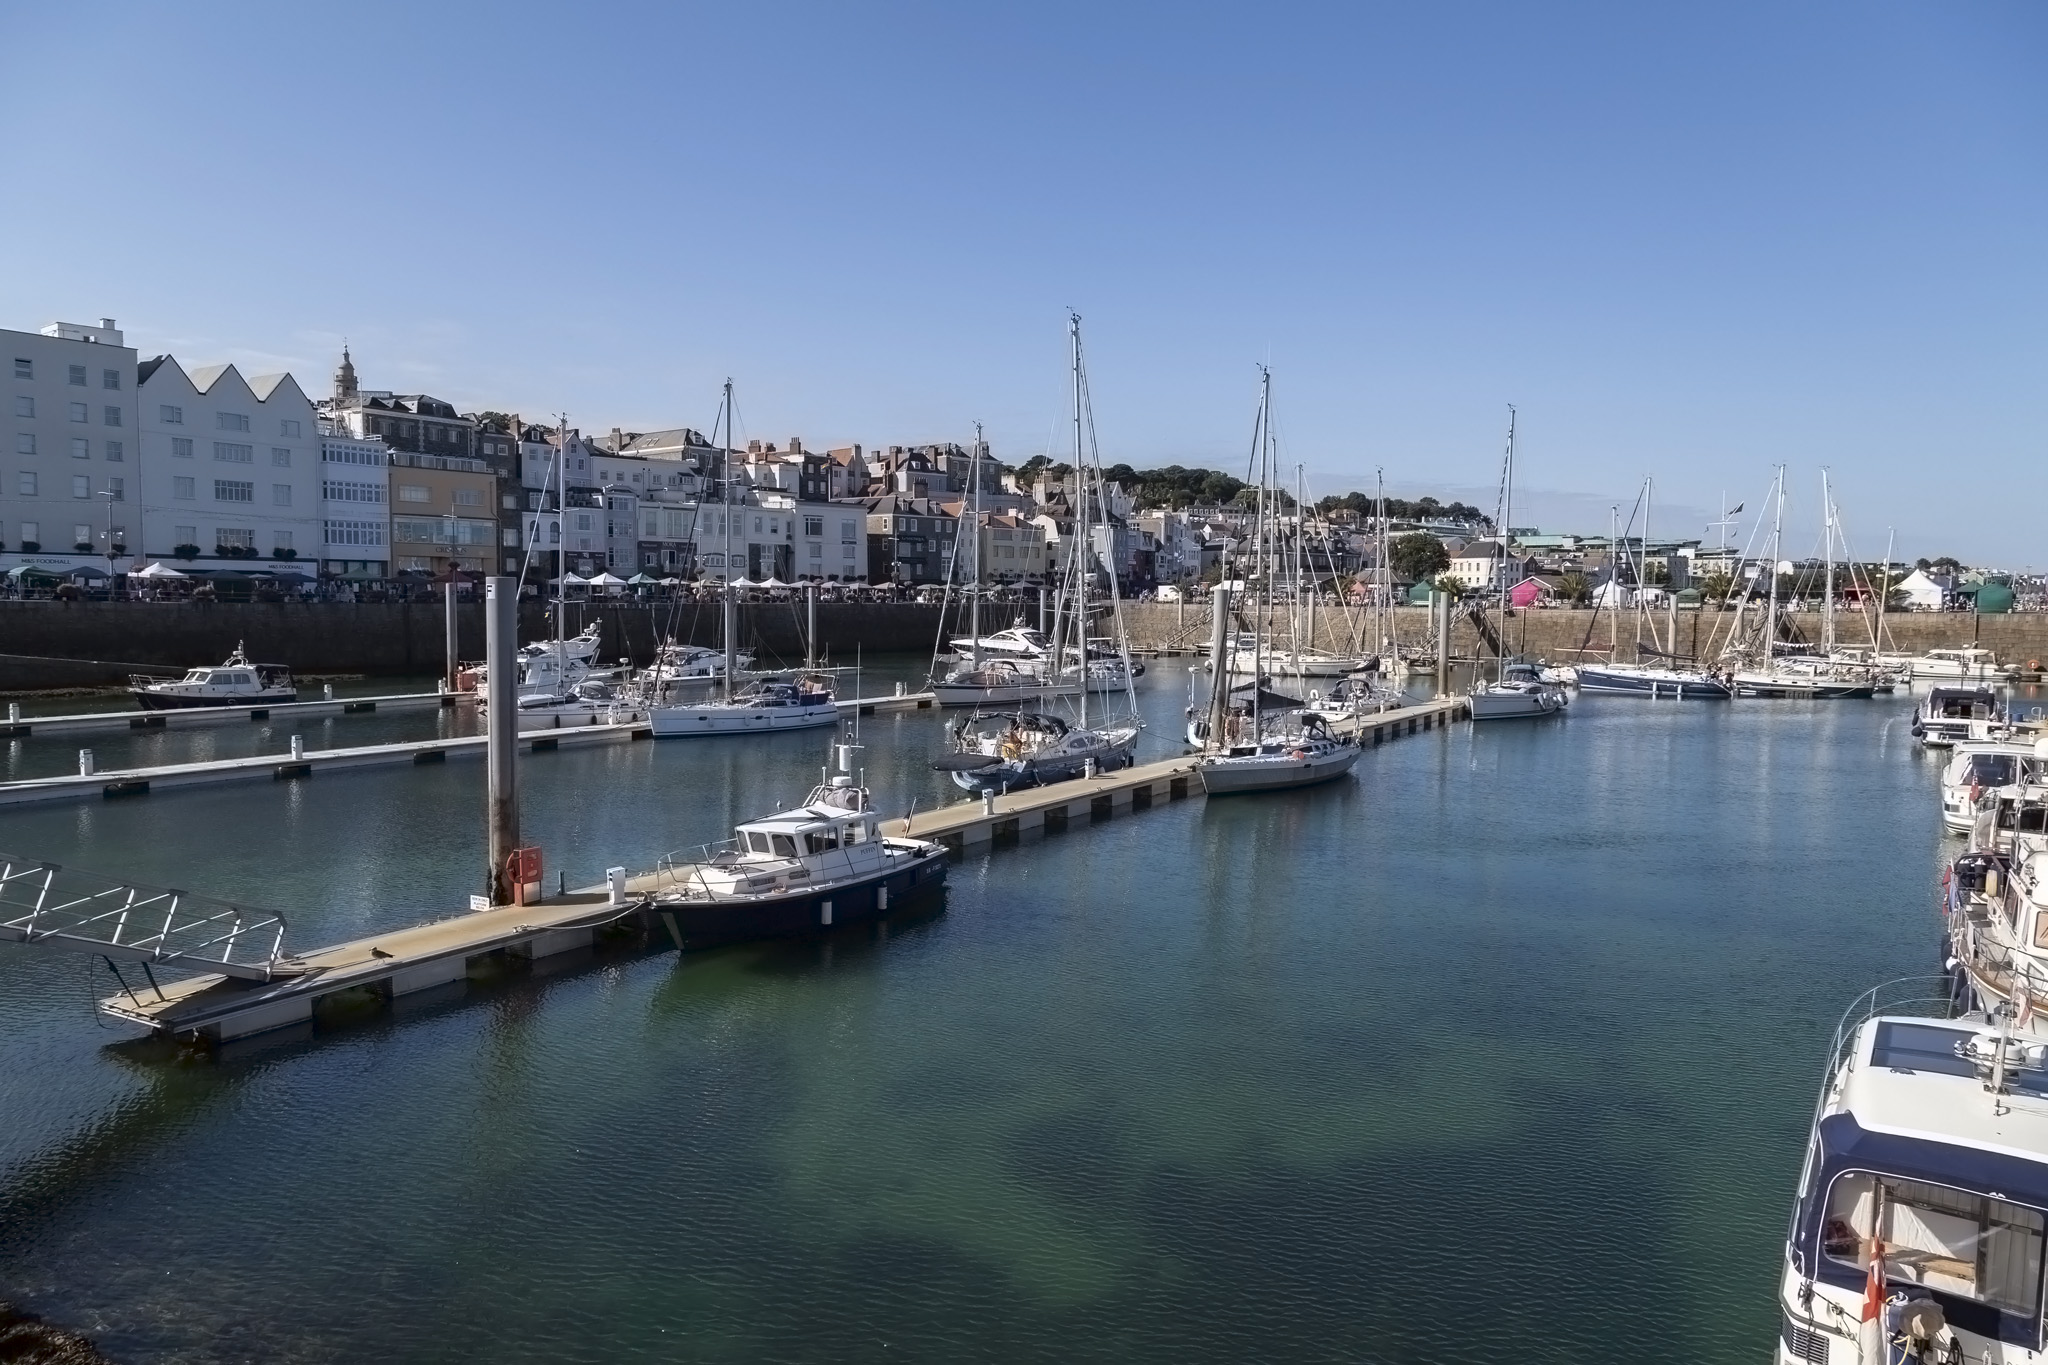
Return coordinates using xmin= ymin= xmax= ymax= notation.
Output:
xmin=1975 ymin=582 xmax=2015 ymax=614
xmin=1405 ymin=581 xmax=1436 ymax=604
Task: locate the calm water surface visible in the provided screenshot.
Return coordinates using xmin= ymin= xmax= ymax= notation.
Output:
xmin=0 ymin=665 xmax=1952 ymax=1363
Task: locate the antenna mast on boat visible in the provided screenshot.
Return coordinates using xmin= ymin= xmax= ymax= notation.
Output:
xmin=1765 ymin=465 xmax=1785 ymax=666
xmin=1069 ymin=312 xmax=1087 ymax=733
xmin=556 ymin=414 xmax=568 ymax=666
xmin=969 ymin=421 xmax=983 ymax=671
xmin=1822 ymin=468 xmax=1836 ymax=658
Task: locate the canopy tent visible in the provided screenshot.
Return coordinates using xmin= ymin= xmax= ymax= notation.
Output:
xmin=65 ymin=565 xmax=111 ymax=579
xmin=133 ymin=562 xmax=188 ymax=579
xmin=659 ymin=576 xmax=682 ymax=586
xmin=728 ymin=577 xmax=759 ymax=588
xmin=5 ymin=564 xmax=62 ymax=579
xmin=587 ymin=572 xmax=628 ymax=587
xmin=626 ymin=573 xmax=660 ymax=585
xmin=265 ymin=570 xmax=314 ymax=584
xmin=758 ymin=576 xmax=790 ymax=589
xmin=556 ymin=572 xmax=590 ymax=586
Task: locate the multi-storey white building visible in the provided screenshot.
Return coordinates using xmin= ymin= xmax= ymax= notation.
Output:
xmin=1 ymin=319 xmax=139 ymax=574
xmin=318 ymin=421 xmax=391 ymax=579
xmin=137 ymin=358 xmax=321 ymax=571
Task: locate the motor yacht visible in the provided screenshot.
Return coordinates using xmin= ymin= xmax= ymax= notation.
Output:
xmin=1939 ymin=741 xmax=2040 ymax=834
xmin=933 ymin=710 xmax=1139 ymax=793
xmin=1469 ymin=661 xmax=1571 ymax=720
xmin=1197 ymin=711 xmax=1360 ymax=795
xmin=1913 ymin=648 xmax=2017 ymax=683
xmin=1774 ymin=981 xmax=2048 ymax=1365
xmin=648 ymin=768 xmax=946 ymax=947
xmin=508 ymin=679 xmax=649 ymax=731
xmin=649 ymin=675 xmax=839 ymax=737
xmin=1915 ymin=686 xmax=2005 ymax=749
xmin=932 ymin=658 xmax=1079 ymax=707
xmin=644 ymin=638 xmax=754 ymax=686
xmin=129 ymin=644 xmax=296 ymax=710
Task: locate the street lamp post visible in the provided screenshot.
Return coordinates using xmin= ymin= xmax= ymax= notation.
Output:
xmin=98 ymin=488 xmax=120 ymax=591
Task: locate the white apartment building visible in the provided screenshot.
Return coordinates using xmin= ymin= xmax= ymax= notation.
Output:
xmin=1 ymin=319 xmax=139 ymax=573
xmin=137 ymin=359 xmax=321 ymax=570
xmin=318 ymin=421 xmax=391 ymax=579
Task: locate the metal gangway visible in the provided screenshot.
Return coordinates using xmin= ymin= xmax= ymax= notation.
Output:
xmin=0 ymin=851 xmax=299 ymax=989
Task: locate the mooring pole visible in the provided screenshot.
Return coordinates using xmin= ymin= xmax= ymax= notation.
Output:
xmin=1434 ymin=590 xmax=1451 ymax=696
xmin=1205 ymin=584 xmax=1232 ymax=748
xmin=443 ymin=578 xmax=460 ymax=692
xmin=805 ymin=582 xmax=818 ymax=671
xmin=485 ymin=575 xmax=519 ymax=904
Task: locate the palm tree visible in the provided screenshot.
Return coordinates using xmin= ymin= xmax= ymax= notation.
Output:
xmin=1698 ymin=571 xmax=1734 ymax=605
xmin=1554 ymin=571 xmax=1592 ymax=606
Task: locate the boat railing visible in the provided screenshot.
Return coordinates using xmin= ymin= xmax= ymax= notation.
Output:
xmin=652 ymin=840 xmax=885 ymax=902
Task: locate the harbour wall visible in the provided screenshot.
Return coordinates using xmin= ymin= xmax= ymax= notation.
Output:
xmin=0 ymin=599 xmax=1039 ymax=691
xmin=2 ymin=600 xmax=2045 ymax=692
xmin=1117 ymin=604 xmax=2048 ymax=664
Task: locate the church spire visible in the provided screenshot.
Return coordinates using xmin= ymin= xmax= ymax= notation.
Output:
xmin=334 ymin=344 xmax=358 ymax=404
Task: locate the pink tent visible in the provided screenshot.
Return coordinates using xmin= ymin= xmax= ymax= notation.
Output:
xmin=1507 ymin=576 xmax=1551 ymax=608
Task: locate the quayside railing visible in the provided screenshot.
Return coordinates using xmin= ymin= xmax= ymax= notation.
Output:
xmin=0 ymin=852 xmax=296 ymax=981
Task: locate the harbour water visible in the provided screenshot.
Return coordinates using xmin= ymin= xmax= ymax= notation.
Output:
xmin=0 ymin=664 xmax=1960 ymax=1362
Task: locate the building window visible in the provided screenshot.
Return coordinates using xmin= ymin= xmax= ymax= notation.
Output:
xmin=18 ymin=521 xmax=36 ymax=543
xmin=104 ymin=440 xmax=122 ymax=461
xmin=809 ymin=543 xmax=822 ymax=560
xmin=172 ymin=437 xmax=193 ymax=458
xmin=279 ymin=419 xmax=301 ymax=437
xmin=160 ymin=405 xmax=183 ymax=424
xmin=71 ymin=475 xmax=89 ymax=498
xmin=217 ymin=412 xmax=250 ymax=432
xmin=67 ymin=365 xmax=85 ymax=386
xmin=102 ymin=405 xmax=121 ymax=427
xmin=214 ymin=442 xmax=252 ymax=463
xmin=174 ymin=525 xmax=195 ymax=545
xmin=502 ymin=528 xmax=519 ymax=547
xmin=217 ymin=528 xmax=254 ymax=550
xmin=323 ymin=480 xmax=385 ymax=503
xmin=68 ymin=402 xmax=87 ymax=422
xmin=13 ymin=396 xmax=31 ymax=418
xmin=173 ymin=477 xmax=195 ymax=500
xmin=107 ymin=478 xmax=123 ymax=501
xmin=324 ymin=520 xmax=385 ymax=547
xmin=101 ymin=369 xmax=120 ymax=391
xmin=272 ymin=484 xmax=291 ymax=506
xmin=214 ymin=480 xmax=254 ymax=503
xmin=805 ymin=516 xmax=824 ymax=537
xmin=71 ymin=438 xmax=88 ymax=459
xmin=274 ymin=531 xmax=291 ymax=550
xmin=397 ymin=484 xmax=429 ymax=503
xmin=843 ymin=544 xmax=855 ymax=560
xmin=12 ymin=358 xmax=29 ymax=379
xmin=452 ymin=487 xmax=482 ymax=506
xmin=73 ymin=523 xmax=91 ymax=545
xmin=271 ymin=447 xmax=291 ymax=467
xmin=14 ymin=434 xmax=32 ymax=455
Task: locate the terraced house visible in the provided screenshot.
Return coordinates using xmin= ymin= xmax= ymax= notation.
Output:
xmin=1 ymin=319 xmax=139 ymax=574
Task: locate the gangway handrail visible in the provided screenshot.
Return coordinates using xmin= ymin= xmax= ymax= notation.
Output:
xmin=0 ymin=852 xmax=292 ymax=980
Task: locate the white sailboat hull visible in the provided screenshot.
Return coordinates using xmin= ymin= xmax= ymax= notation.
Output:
xmin=1199 ymin=742 xmax=1360 ymax=794
xmin=1468 ymin=684 xmax=1569 ymax=720
xmin=650 ymin=699 xmax=839 ymax=736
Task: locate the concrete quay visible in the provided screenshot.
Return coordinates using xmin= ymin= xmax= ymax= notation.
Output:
xmin=0 ymin=690 xmax=460 ymax=739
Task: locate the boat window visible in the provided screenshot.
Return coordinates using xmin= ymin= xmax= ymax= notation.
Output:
xmin=805 ymin=829 xmax=839 ymax=854
xmin=745 ymin=832 xmax=772 ymax=854
xmin=1967 ymin=755 xmax=2018 ymax=787
xmin=1997 ymin=804 xmax=2048 ymax=835
xmin=1821 ymin=1172 xmax=2045 ymax=1318
xmin=770 ymin=834 xmax=799 ymax=858
xmin=842 ymin=821 xmax=865 ymax=845
xmin=184 ymin=671 xmax=207 ymax=682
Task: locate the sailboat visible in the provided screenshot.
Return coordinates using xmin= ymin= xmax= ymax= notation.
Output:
xmin=1195 ymin=366 xmax=1360 ymax=795
xmin=1727 ymin=469 xmax=1873 ymax=700
xmin=934 ymin=316 xmax=1139 ymax=792
xmin=933 ymin=422 xmax=1078 ymax=708
xmin=1574 ymin=479 xmax=1733 ymax=700
xmin=1469 ymin=408 xmax=1569 ymax=721
xmin=650 ymin=380 xmax=840 ymax=737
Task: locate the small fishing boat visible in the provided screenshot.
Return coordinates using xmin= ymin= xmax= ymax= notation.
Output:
xmin=649 ymin=674 xmax=838 ymax=737
xmin=648 ymin=762 xmax=946 ymax=948
xmin=129 ymin=644 xmax=296 ymax=710
xmin=1469 ymin=660 xmax=1571 ymax=720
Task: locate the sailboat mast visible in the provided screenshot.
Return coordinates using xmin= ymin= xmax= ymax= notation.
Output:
xmin=1765 ymin=465 xmax=1784 ymax=666
xmin=1821 ymin=469 xmax=1836 ymax=656
xmin=1070 ymin=313 xmax=1087 ymax=733
xmin=1500 ymin=407 xmax=1515 ymax=678
xmin=556 ymin=414 xmax=568 ymax=663
xmin=1876 ymin=526 xmax=1895 ymax=654
xmin=1253 ymin=367 xmax=1271 ymax=738
xmin=721 ymin=378 xmax=737 ymax=702
xmin=970 ymin=421 xmax=982 ymax=671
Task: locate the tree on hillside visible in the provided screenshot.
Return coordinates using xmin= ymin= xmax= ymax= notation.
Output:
xmin=1390 ymin=533 xmax=1450 ymax=583
xmin=1932 ymin=556 xmax=1964 ymax=573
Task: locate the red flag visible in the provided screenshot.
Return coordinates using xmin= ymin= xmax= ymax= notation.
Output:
xmin=1862 ymin=1237 xmax=1887 ymax=1322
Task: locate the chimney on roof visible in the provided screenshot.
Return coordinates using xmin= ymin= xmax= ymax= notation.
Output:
xmin=789 ymin=437 xmax=802 ymax=454
xmin=611 ymin=427 xmax=624 ymax=448
xmin=747 ymin=439 xmax=762 ymax=455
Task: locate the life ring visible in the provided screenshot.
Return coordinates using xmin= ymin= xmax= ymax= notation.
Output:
xmin=2031 ymin=660 xmax=2041 ymax=672
xmin=1289 ymin=748 xmax=1309 ymax=760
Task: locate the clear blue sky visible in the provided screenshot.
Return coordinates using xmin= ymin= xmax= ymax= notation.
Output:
xmin=4 ymin=2 xmax=2042 ymax=563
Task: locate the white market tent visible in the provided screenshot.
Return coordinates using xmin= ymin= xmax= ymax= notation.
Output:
xmin=133 ymin=562 xmax=189 ymax=579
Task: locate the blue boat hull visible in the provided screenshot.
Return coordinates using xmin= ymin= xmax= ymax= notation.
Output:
xmin=1575 ymin=667 xmax=1732 ymax=700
